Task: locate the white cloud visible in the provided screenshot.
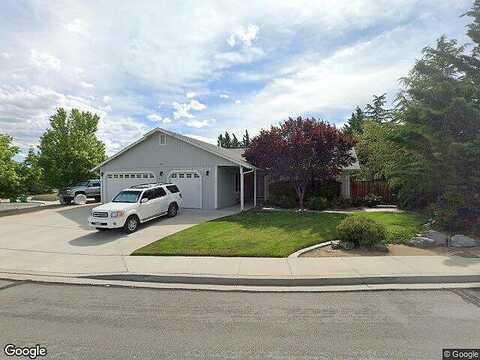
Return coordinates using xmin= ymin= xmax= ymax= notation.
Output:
xmin=172 ymin=99 xmax=207 ymax=119
xmin=147 ymin=113 xmax=163 ymax=122
xmin=102 ymin=96 xmax=112 ymax=103
xmin=30 ymin=50 xmax=61 ymax=71
xmin=227 ymin=24 xmax=259 ymax=47
xmin=80 ymin=81 xmax=94 ymax=89
xmin=189 ymin=99 xmax=207 ymax=111
xmin=186 ymin=92 xmax=196 ymax=98
xmin=2 ymin=52 xmax=12 ymax=59
xmin=234 ymin=100 xmax=241 ymax=104
xmin=98 ymin=116 xmax=151 ymax=155
xmin=65 ymin=19 xmax=89 ymax=36
xmin=185 ymin=119 xmax=214 ymax=128
xmin=219 ymin=94 xmax=229 ymax=99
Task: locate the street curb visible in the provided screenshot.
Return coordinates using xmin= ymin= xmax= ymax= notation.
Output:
xmin=82 ymin=273 xmax=480 ymax=287
xmin=1 ymin=272 xmax=479 ymax=293
xmin=0 ymin=203 xmax=63 ymax=217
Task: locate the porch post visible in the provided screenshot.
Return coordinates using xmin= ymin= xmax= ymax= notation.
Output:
xmin=253 ymin=169 xmax=257 ymax=207
xmin=240 ymin=166 xmax=244 ymax=211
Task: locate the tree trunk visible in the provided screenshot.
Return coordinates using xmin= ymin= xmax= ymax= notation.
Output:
xmin=298 ymin=190 xmax=305 ymax=211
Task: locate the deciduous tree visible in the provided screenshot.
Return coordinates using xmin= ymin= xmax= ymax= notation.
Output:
xmin=38 ymin=108 xmax=106 ymax=189
xmin=244 ymin=117 xmax=355 ymax=209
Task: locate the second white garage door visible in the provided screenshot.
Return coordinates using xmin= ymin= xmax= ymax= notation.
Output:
xmin=168 ymin=171 xmax=202 ymax=208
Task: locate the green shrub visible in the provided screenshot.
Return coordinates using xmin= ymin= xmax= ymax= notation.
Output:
xmin=364 ymin=193 xmax=383 ymax=207
xmin=336 ymin=216 xmax=387 ymax=247
xmin=306 ymin=196 xmax=329 ymax=210
xmin=331 ymin=197 xmax=352 ymax=209
xmin=267 ymin=181 xmax=298 ymax=208
xmin=309 ymin=181 xmax=340 ymax=201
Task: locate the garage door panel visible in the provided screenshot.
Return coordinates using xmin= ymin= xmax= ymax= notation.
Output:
xmin=168 ymin=171 xmax=202 ymax=208
xmin=105 ymin=172 xmax=155 ymax=202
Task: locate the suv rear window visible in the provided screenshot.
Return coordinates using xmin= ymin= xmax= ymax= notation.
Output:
xmin=154 ymin=187 xmax=167 ymax=198
xmin=166 ymin=185 xmax=180 ymax=193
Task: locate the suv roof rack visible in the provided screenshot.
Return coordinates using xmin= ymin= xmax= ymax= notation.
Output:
xmin=129 ymin=183 xmax=159 ymax=189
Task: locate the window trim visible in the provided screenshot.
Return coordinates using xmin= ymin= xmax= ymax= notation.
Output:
xmin=159 ymin=133 xmax=167 ymax=145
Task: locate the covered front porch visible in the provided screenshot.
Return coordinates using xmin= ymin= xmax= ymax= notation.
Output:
xmin=216 ymin=165 xmax=267 ymax=211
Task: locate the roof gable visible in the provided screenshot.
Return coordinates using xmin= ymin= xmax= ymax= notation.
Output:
xmin=92 ymin=128 xmax=255 ymax=171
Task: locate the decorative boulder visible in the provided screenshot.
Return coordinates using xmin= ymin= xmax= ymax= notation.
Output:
xmin=340 ymin=241 xmax=355 ymax=251
xmin=372 ymin=243 xmax=389 ymax=253
xmin=330 ymin=240 xmax=342 ymax=250
xmin=450 ymin=235 xmax=479 ymax=248
xmin=410 ymin=236 xmax=436 ymax=248
xmin=423 ymin=230 xmax=449 ymax=246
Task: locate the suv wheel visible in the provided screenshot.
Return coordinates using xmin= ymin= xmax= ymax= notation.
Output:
xmin=94 ymin=196 xmax=101 ymax=203
xmin=124 ymin=215 xmax=139 ymax=233
xmin=167 ymin=203 xmax=178 ymax=218
xmin=73 ymin=193 xmax=87 ymax=205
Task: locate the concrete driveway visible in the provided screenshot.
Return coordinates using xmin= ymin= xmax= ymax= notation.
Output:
xmin=0 ymin=204 xmax=240 ymax=256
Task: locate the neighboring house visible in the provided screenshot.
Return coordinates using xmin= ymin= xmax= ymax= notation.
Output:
xmin=93 ymin=128 xmax=359 ymax=210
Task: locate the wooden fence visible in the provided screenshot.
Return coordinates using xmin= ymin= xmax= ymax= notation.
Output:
xmin=351 ymin=180 xmax=393 ymax=203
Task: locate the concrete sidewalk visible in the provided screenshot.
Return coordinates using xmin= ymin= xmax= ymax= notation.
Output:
xmin=1 ymin=247 xmax=479 ymax=286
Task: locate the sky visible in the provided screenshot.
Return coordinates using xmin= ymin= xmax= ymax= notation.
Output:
xmin=0 ymin=0 xmax=473 ymax=158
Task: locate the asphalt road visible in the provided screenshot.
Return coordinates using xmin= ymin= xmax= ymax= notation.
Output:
xmin=0 ymin=281 xmax=479 ymax=359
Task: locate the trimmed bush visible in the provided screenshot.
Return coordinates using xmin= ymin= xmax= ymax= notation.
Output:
xmin=267 ymin=181 xmax=298 ymax=208
xmin=306 ymin=196 xmax=329 ymax=210
xmin=336 ymin=216 xmax=387 ymax=247
xmin=364 ymin=194 xmax=383 ymax=208
xmin=266 ymin=194 xmax=297 ymax=209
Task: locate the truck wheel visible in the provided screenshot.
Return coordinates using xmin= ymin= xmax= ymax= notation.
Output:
xmin=123 ymin=215 xmax=139 ymax=233
xmin=167 ymin=203 xmax=178 ymax=218
xmin=94 ymin=196 xmax=101 ymax=203
xmin=73 ymin=193 xmax=87 ymax=205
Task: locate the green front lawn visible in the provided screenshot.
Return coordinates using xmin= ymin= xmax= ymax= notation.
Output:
xmin=132 ymin=210 xmax=427 ymax=257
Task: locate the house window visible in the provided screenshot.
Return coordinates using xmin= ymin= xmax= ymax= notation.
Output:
xmin=149 ymin=174 xmax=154 ymax=178
xmin=159 ymin=134 xmax=167 ymax=145
xmin=119 ymin=174 xmax=124 ymax=179
xmin=186 ymin=173 xmax=192 ymax=178
xmin=107 ymin=174 xmax=112 ymax=179
xmin=234 ymin=173 xmax=240 ymax=192
xmin=143 ymin=174 xmax=149 ymax=178
xmin=136 ymin=174 xmax=142 ymax=178
xmin=170 ymin=173 xmax=177 ymax=178
xmin=179 ymin=173 xmax=185 ymax=178
xmin=194 ymin=173 xmax=199 ymax=178
xmin=113 ymin=174 xmax=118 ymax=179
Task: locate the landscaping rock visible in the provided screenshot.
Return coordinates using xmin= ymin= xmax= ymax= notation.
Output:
xmin=340 ymin=241 xmax=355 ymax=251
xmin=372 ymin=243 xmax=389 ymax=253
xmin=423 ymin=230 xmax=449 ymax=246
xmin=410 ymin=236 xmax=436 ymax=248
xmin=330 ymin=240 xmax=342 ymax=250
xmin=450 ymin=235 xmax=479 ymax=248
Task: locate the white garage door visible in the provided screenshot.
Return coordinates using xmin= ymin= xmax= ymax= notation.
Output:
xmin=104 ymin=172 xmax=156 ymax=202
xmin=168 ymin=171 xmax=202 ymax=208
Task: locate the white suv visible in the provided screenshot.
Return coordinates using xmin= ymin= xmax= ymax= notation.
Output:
xmin=88 ymin=183 xmax=183 ymax=233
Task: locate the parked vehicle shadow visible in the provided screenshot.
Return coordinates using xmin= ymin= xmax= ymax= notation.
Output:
xmin=56 ymin=203 xmax=98 ymax=228
xmin=68 ymin=229 xmax=128 ymax=247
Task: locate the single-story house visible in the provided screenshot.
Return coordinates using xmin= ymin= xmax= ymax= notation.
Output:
xmin=93 ymin=128 xmax=359 ymax=210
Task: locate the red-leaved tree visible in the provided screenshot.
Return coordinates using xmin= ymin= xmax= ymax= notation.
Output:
xmin=244 ymin=117 xmax=355 ymax=209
